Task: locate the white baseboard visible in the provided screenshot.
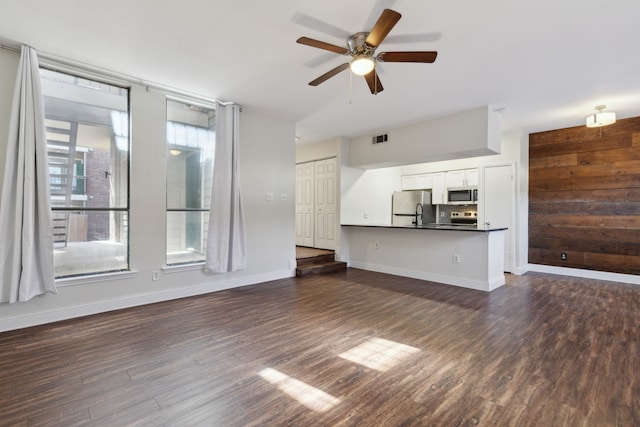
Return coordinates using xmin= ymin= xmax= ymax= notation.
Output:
xmin=0 ymin=269 xmax=295 ymax=333
xmin=527 ymin=264 xmax=640 ymax=285
xmin=510 ymin=265 xmax=528 ymax=275
xmin=348 ymin=261 xmax=504 ymax=292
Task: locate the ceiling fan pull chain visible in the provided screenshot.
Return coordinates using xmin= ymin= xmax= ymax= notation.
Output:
xmin=349 ymin=70 xmax=353 ymax=104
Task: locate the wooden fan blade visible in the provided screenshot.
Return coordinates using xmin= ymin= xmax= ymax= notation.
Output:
xmin=364 ymin=70 xmax=384 ymax=94
xmin=377 ymin=51 xmax=438 ymax=63
xmin=296 ymin=37 xmax=349 ymax=54
xmin=309 ymin=63 xmax=350 ymax=86
xmin=365 ymin=9 xmax=401 ymax=48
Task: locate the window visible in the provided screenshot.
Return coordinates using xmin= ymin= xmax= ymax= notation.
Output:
xmin=166 ymin=99 xmax=215 ymax=265
xmin=40 ymin=68 xmax=130 ymax=278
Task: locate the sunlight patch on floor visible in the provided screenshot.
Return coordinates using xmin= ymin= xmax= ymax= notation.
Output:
xmin=339 ymin=337 xmax=420 ymax=372
xmin=258 ymin=367 xmax=340 ymax=412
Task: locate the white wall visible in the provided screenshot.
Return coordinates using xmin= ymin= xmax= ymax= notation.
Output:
xmin=240 ymin=107 xmax=297 ymax=271
xmin=348 ymin=106 xmax=502 ymax=168
xmin=0 ymin=49 xmax=296 ymax=332
xmin=296 ymin=137 xmax=340 ymax=164
xmin=340 ymin=166 xmax=402 ymax=225
xmin=400 ymin=128 xmax=519 ymax=175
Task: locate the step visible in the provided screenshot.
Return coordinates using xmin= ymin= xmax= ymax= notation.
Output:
xmin=296 ymin=253 xmax=336 ymax=268
xmin=296 ymin=260 xmax=347 ymax=277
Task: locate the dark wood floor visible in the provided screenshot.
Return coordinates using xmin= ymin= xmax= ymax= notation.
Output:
xmin=1 ymin=269 xmax=639 ymax=426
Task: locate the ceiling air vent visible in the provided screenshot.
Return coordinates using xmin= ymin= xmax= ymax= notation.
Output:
xmin=372 ymin=133 xmax=388 ymax=144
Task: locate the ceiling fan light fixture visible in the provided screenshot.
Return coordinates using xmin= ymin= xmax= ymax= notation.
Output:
xmin=350 ymin=55 xmax=375 ymax=76
xmin=586 ymin=105 xmax=616 ymax=128
xmin=296 ymin=9 xmax=437 ymax=94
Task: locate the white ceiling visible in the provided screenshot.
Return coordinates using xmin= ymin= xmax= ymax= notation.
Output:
xmin=2 ymin=0 xmax=640 ymax=145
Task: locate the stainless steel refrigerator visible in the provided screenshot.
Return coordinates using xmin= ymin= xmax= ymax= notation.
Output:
xmin=392 ymin=190 xmax=435 ymax=226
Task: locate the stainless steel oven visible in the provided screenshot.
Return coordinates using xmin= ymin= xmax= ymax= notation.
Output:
xmin=450 ymin=211 xmax=477 ymax=226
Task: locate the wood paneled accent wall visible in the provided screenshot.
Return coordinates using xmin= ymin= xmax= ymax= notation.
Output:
xmin=529 ymin=116 xmax=640 ymax=275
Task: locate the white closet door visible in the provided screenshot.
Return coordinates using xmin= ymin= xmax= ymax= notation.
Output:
xmin=295 ymin=164 xmax=304 ymax=245
xmin=295 ymin=162 xmax=314 ymax=247
xmin=314 ymin=158 xmax=337 ymax=250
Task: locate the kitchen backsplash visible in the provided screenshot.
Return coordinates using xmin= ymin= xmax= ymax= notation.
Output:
xmin=438 ymin=204 xmax=477 ymax=224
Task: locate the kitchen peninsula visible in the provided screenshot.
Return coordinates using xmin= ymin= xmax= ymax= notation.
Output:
xmin=340 ymin=224 xmax=507 ymax=292
xmin=335 ymin=106 xmax=516 ymax=292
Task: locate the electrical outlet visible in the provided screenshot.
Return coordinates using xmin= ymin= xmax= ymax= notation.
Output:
xmin=265 ymin=192 xmax=273 ymax=201
xmin=152 ymin=270 xmax=159 ymax=281
xmin=561 ymin=252 xmax=567 ymax=260
xmin=453 ymin=254 xmax=460 ymax=263
xmin=364 ymin=211 xmax=369 ymax=219
xmin=375 ymin=242 xmax=380 ymax=249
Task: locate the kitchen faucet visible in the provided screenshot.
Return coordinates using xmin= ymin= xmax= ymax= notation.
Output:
xmin=414 ymin=203 xmax=423 ymax=226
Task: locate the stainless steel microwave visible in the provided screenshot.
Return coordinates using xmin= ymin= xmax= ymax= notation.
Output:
xmin=447 ymin=187 xmax=478 ymax=204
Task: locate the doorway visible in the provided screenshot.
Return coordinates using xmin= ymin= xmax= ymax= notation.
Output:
xmin=295 ymin=158 xmax=337 ymax=250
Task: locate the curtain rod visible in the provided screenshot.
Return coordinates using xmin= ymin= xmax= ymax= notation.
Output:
xmin=0 ymin=42 xmax=239 ymax=109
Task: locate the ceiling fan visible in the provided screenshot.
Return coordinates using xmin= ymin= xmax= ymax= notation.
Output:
xmin=296 ymin=9 xmax=438 ymax=95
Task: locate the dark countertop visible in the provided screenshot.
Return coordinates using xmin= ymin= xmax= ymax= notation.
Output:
xmin=341 ymin=223 xmax=507 ymax=232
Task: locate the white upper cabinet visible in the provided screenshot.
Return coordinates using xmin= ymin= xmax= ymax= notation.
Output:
xmin=416 ymin=174 xmax=433 ymax=190
xmin=401 ymin=175 xmax=418 ymax=190
xmin=465 ymin=168 xmax=479 ymax=186
xmin=401 ymin=168 xmax=477 ymax=204
xmin=401 ymin=173 xmax=433 ymax=190
xmin=431 ymin=172 xmax=446 ymax=204
xmin=446 ymin=168 xmax=478 ymax=188
xmin=445 ymin=170 xmax=465 ymax=188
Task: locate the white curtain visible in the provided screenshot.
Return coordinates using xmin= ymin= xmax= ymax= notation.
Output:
xmin=0 ymin=45 xmax=56 ymax=303
xmin=205 ymin=102 xmax=247 ymax=272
